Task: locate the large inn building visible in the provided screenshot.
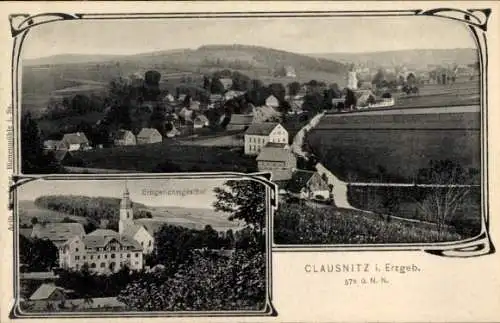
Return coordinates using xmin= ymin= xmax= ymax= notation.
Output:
xmin=31 ymin=187 xmax=155 ymax=274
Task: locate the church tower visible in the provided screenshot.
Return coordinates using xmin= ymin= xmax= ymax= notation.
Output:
xmin=119 ymin=184 xmax=134 ymax=235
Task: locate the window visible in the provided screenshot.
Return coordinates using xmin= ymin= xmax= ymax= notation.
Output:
xmin=97 ymin=255 xmax=100 ymax=259
xmin=90 ymin=263 xmax=96 ymax=268
xmin=135 ymin=261 xmax=139 ymax=265
xmin=127 ymin=253 xmax=131 ymax=258
xmin=104 ymin=254 xmax=108 ymax=259
xmin=148 ymin=240 xmax=152 ymax=246
xmin=83 ymin=256 xmax=86 ymax=260
xmin=100 ymin=263 xmax=105 ymax=268
xmin=75 ymin=248 xmax=79 ymax=252
xmin=141 ymin=242 xmax=144 ymax=247
xmin=75 ymin=256 xmax=80 ymax=260
xmin=111 ymin=254 xmax=115 ymax=259
xmin=111 ymin=246 xmax=116 ymax=251
xmin=120 ymin=254 xmax=123 ymax=258
xmin=135 ymin=253 xmax=139 ymax=258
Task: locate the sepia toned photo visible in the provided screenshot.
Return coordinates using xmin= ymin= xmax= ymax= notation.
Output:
xmin=17 ymin=14 xmax=484 ymax=246
xmin=13 ymin=176 xmax=273 ymax=316
xmin=3 ymin=2 xmax=499 ymax=322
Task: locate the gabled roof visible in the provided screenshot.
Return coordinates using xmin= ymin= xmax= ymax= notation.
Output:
xmin=61 ymin=132 xmax=89 ymax=145
xmin=114 ymin=129 xmax=135 ymax=140
xmin=29 ymin=284 xmax=65 ymax=301
xmin=256 ymin=144 xmax=294 ymax=162
xmin=194 ymin=114 xmax=209 ymax=124
xmin=137 ymin=128 xmax=161 ymax=138
xmin=87 ymin=229 xmax=119 ymax=237
xmin=229 ymin=114 xmax=253 ymax=125
xmin=31 ymin=223 xmax=85 ymax=243
xmin=219 ymin=78 xmax=233 ymax=90
xmin=82 ymin=232 xmax=142 ymax=250
xmin=263 ymin=142 xmax=289 ymax=149
xmin=287 ymin=170 xmax=317 ymax=193
xmin=135 ymin=219 xmax=165 ymax=235
xmin=245 ymin=122 xmax=279 ymax=136
xmin=121 ymin=223 xmax=143 ymax=238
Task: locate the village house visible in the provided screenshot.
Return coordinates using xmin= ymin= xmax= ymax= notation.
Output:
xmin=265 ymin=94 xmax=280 ymax=108
xmin=166 ymin=124 xmax=181 ymax=138
xmin=56 ymin=132 xmax=91 ymax=151
xmin=193 ymin=114 xmax=210 ymax=129
xmin=224 ymin=90 xmax=245 ymax=101
xmin=226 ymin=114 xmax=254 ymax=131
xmin=178 ymin=107 xmax=194 ymax=124
xmin=113 ymin=129 xmax=136 ymax=146
xmin=244 ymin=122 xmax=288 ymax=155
xmin=219 ymin=78 xmax=233 ymax=92
xmin=28 ymin=283 xmax=68 ymax=306
xmin=284 ymin=65 xmax=297 ymax=78
xmin=31 ymin=222 xmax=86 ymax=248
xmin=256 ymin=142 xmax=296 ymax=181
xmin=287 ymin=169 xmax=330 ymax=200
xmin=136 ymin=128 xmax=162 ymax=145
xmin=43 ymin=140 xmax=61 ymax=151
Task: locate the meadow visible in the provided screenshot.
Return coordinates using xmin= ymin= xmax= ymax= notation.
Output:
xmin=69 ymin=142 xmax=257 ymax=173
xmin=307 ymin=109 xmax=481 ymax=183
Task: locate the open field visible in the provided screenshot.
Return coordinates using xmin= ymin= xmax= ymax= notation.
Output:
xmin=143 ymin=206 xmax=242 ymax=231
xmin=70 ymin=142 xmax=257 ymax=172
xmin=18 ymin=200 xmax=89 ymax=226
xmin=308 ymin=106 xmax=481 ymax=183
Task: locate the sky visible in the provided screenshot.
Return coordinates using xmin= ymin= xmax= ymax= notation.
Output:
xmin=22 ymin=15 xmax=476 ymax=59
xmin=16 ymin=177 xmax=232 ymax=209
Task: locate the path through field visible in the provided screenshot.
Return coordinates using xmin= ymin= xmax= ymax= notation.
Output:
xmin=290 ymin=111 xmax=357 ymax=210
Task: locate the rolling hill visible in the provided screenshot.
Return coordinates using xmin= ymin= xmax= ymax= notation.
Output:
xmin=308 ymin=48 xmax=478 ymax=69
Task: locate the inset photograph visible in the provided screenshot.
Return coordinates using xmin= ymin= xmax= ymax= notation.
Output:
xmin=15 ymin=176 xmax=270 ymax=315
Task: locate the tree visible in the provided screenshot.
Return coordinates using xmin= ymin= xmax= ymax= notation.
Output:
xmin=268 ymin=83 xmax=286 ymax=102
xmin=415 ymin=160 xmax=472 ymax=239
xmin=213 ymin=180 xmax=266 ymax=234
xmin=372 ymin=69 xmax=386 ymax=89
xmin=406 ymin=73 xmax=417 ymax=87
xmin=21 ymin=113 xmax=61 ymax=174
xmin=287 ymin=82 xmax=301 ymax=96
xmin=302 ymin=92 xmax=324 ymax=113
xmin=344 ymin=88 xmax=357 ymax=110
xmin=19 ymin=236 xmax=58 ymax=271
xmin=30 ymin=217 xmax=38 ymax=226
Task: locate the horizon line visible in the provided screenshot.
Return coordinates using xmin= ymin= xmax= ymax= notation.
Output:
xmin=23 ymin=45 xmax=478 ymax=61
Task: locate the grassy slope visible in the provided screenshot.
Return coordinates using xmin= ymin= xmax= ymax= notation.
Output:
xmin=18 ymin=200 xmax=89 ymax=226
xmin=274 ymin=202 xmax=462 ymax=244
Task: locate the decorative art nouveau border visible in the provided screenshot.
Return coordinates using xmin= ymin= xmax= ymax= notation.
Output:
xmin=5 ymin=9 xmax=494 ymax=318
xmin=9 ymin=172 xmax=278 ymax=318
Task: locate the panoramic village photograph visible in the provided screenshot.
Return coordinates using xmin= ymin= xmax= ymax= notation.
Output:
xmin=16 ymin=178 xmax=267 ymax=313
xmin=19 ymin=15 xmax=481 ymax=245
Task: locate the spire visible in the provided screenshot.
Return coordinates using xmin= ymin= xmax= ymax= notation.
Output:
xmin=121 ymin=182 xmax=132 ymax=209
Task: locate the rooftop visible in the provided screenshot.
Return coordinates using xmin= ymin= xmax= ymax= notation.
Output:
xmin=245 ymin=122 xmax=279 ymax=136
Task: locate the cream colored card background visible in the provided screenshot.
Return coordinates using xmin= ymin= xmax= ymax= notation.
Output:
xmin=1 ymin=1 xmax=499 ymax=322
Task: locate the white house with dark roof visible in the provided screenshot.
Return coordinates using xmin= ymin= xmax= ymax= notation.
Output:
xmin=113 ymin=129 xmax=136 ymax=146
xmin=265 ymin=95 xmax=280 ymax=108
xmin=219 ymin=78 xmax=233 ymax=91
xmin=56 ymin=132 xmax=90 ymax=151
xmin=193 ymin=114 xmax=210 ymax=129
xmin=256 ymin=142 xmax=296 ymax=181
xmin=136 ymin=128 xmax=162 ymax=144
xmin=244 ymin=122 xmax=288 ymax=155
xmin=287 ymin=169 xmax=330 ymax=200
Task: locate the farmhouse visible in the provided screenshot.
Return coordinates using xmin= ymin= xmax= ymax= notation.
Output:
xmin=284 ymin=65 xmax=297 ymax=78
xmin=31 ymin=222 xmax=85 ymax=248
xmin=43 ymin=140 xmax=60 ymax=151
xmin=265 ymin=95 xmax=280 ymax=108
xmin=224 ymin=90 xmax=245 ymax=101
xmin=226 ymin=114 xmax=254 ymax=131
xmin=287 ymin=170 xmax=330 ymax=200
xmin=29 ymin=284 xmax=68 ymax=303
xmin=57 ymin=132 xmax=91 ymax=151
xmin=114 ymin=129 xmax=136 ymax=146
xmin=244 ymin=122 xmax=288 ymax=155
xmin=219 ymin=78 xmax=233 ymax=91
xmin=256 ymin=143 xmax=297 ymax=181
xmin=193 ymin=114 xmax=210 ymax=129
xmin=136 ymin=128 xmax=162 ymax=144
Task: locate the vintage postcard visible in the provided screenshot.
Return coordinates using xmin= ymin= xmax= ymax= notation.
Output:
xmin=1 ymin=1 xmax=499 ymax=322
